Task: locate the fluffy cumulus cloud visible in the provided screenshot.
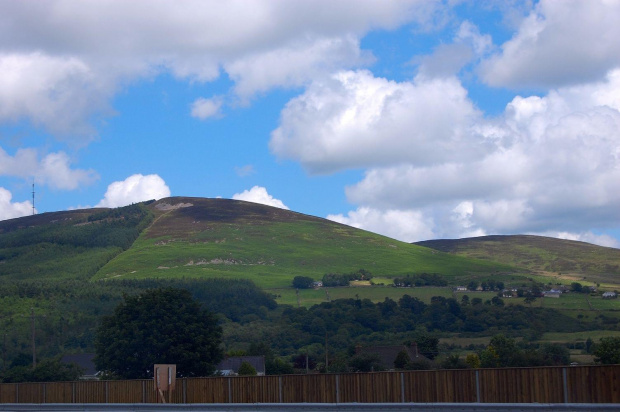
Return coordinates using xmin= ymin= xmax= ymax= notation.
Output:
xmin=0 ymin=147 xmax=98 ymax=190
xmin=190 ymin=97 xmax=223 ymax=120
xmin=276 ymin=65 xmax=620 ymax=245
xmin=232 ymin=186 xmax=288 ymax=210
xmin=270 ymin=70 xmax=482 ymax=173
xmin=479 ymin=0 xmax=620 ymax=88
xmin=0 ymin=52 xmax=111 ymax=142
xmin=0 ymin=0 xmax=437 ymax=138
xmin=328 ymin=207 xmax=435 ymax=243
xmin=97 ymin=174 xmax=171 ymax=208
xmin=0 ymin=187 xmax=33 ymax=221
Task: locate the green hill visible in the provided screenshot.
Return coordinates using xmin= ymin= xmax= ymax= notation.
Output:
xmin=416 ymin=235 xmax=620 ymax=286
xmin=93 ymin=197 xmax=509 ymax=288
xmin=0 ymin=204 xmax=152 ymax=281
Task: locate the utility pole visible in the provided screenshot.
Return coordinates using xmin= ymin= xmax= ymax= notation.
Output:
xmin=32 ymin=181 xmax=35 ymax=215
xmin=25 ymin=308 xmax=45 ymax=369
xmin=325 ymin=332 xmax=329 ymax=373
xmin=31 ymin=308 xmax=36 ymax=368
xmin=2 ymin=332 xmax=6 ymax=373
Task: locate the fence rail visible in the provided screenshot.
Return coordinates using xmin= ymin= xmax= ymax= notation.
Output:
xmin=1 ymin=365 xmax=618 ymax=404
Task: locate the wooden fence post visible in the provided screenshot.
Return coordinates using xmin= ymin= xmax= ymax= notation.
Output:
xmin=105 ymin=380 xmax=109 ymax=403
xmin=227 ymin=377 xmax=232 ymax=403
xmin=278 ymin=376 xmax=283 ymax=403
xmin=400 ymin=372 xmax=405 ymax=403
xmin=475 ymin=370 xmax=480 ymax=403
xmin=183 ymin=379 xmax=187 ymax=404
xmin=562 ymin=367 xmax=568 ymax=403
xmin=335 ymin=375 xmax=340 ymax=403
xmin=72 ymin=382 xmax=75 ymax=403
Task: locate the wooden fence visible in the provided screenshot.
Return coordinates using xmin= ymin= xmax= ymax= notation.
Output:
xmin=1 ymin=365 xmax=619 ymax=404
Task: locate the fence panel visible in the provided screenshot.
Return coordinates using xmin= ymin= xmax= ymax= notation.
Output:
xmin=229 ymin=376 xmax=280 ymax=403
xmin=107 ymin=380 xmax=144 ymax=403
xmin=185 ymin=377 xmax=228 ymax=403
xmin=281 ymin=374 xmax=337 ymax=403
xmin=14 ymin=383 xmax=43 ymax=403
xmin=566 ymin=365 xmax=620 ymax=403
xmin=74 ymin=380 xmax=106 ymax=403
xmin=1 ymin=365 xmax=620 ymax=404
xmin=43 ymin=382 xmax=73 ymax=403
xmin=404 ymin=369 xmax=476 ymax=403
xmin=478 ymin=367 xmax=564 ymax=403
xmin=0 ymin=384 xmax=17 ymax=403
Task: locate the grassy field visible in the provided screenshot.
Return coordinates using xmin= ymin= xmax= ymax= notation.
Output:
xmin=540 ymin=330 xmax=620 ymax=342
xmin=93 ymin=198 xmax=511 ymax=288
xmin=417 ymin=235 xmax=620 ymax=287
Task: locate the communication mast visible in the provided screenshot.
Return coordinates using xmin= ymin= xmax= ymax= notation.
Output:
xmin=32 ymin=181 xmax=35 ymax=215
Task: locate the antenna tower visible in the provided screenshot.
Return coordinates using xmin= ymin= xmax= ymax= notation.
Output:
xmin=32 ymin=181 xmax=35 ymax=215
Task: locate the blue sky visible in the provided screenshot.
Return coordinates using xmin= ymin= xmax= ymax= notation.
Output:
xmin=1 ymin=0 xmax=619 ymax=247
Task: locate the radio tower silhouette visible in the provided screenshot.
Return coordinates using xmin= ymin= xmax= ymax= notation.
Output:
xmin=32 ymin=181 xmax=35 ymax=215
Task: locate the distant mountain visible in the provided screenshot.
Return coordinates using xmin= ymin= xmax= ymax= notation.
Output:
xmin=0 ymin=197 xmax=508 ymax=287
xmin=416 ymin=235 xmax=620 ymax=285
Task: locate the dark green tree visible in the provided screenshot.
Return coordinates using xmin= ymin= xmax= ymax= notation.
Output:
xmin=292 ymin=276 xmax=314 ymax=289
xmin=593 ymin=337 xmax=620 ymax=364
xmin=348 ymin=353 xmax=384 ymax=372
xmin=539 ymin=343 xmax=570 ymax=366
xmin=237 ymin=361 xmax=257 ymax=376
xmin=394 ymin=350 xmax=411 ymax=369
xmin=1 ymin=359 xmax=83 ymax=383
xmin=94 ymin=288 xmax=223 ymax=379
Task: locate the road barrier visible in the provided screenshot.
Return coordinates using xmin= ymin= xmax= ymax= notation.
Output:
xmin=1 ymin=365 xmax=618 ymax=404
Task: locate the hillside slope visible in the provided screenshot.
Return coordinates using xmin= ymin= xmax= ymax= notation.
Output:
xmin=0 ymin=204 xmax=152 ymax=280
xmin=416 ymin=235 xmax=620 ymax=285
xmin=93 ymin=197 xmax=509 ymax=287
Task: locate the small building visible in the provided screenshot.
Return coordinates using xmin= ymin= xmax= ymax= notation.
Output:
xmin=602 ymin=291 xmax=617 ymax=299
xmin=453 ymin=286 xmax=468 ymax=292
xmin=61 ymin=353 xmax=99 ymax=380
xmin=312 ymin=281 xmax=323 ymax=288
xmin=355 ymin=343 xmax=428 ymax=371
xmin=216 ymin=356 xmax=265 ymax=376
xmin=543 ymin=289 xmax=562 ymax=298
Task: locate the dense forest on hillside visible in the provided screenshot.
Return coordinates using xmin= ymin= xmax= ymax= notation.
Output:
xmin=0 ymin=204 xmax=153 ymax=281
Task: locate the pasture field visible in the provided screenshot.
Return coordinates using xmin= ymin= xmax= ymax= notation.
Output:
xmin=540 ymin=330 xmax=620 ymax=342
xmin=94 ymin=199 xmax=508 ymax=289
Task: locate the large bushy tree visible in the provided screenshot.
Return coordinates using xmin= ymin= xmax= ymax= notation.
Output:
xmin=94 ymin=288 xmax=223 ymax=379
xmin=594 ymin=337 xmax=620 ymax=364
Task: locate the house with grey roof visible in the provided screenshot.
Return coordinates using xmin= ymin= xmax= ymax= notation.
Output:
xmin=216 ymin=356 xmax=266 ymax=376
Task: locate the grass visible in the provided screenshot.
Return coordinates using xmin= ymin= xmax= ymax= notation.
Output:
xmin=93 ymin=198 xmax=511 ymax=288
xmin=540 ymin=330 xmax=620 ymax=342
xmin=417 ymin=235 xmax=620 ymax=286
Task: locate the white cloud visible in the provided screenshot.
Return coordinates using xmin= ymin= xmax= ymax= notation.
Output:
xmin=0 ymin=52 xmax=111 ymax=142
xmin=232 ymin=186 xmax=288 ymax=209
xmin=0 ymin=146 xmax=98 ymax=190
xmin=97 ymin=174 xmax=171 ymax=208
xmin=234 ymin=165 xmax=256 ymax=177
xmin=279 ymin=67 xmax=620 ymax=242
xmin=270 ymin=70 xmax=483 ymax=173
xmin=0 ymin=0 xmax=440 ymax=139
xmin=327 ymin=207 xmax=435 ymax=243
xmin=479 ymin=0 xmax=620 ymax=89
xmin=190 ymin=97 xmax=223 ymax=120
xmin=553 ymin=231 xmax=620 ymax=249
xmin=0 ymin=187 xmax=33 ymax=221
